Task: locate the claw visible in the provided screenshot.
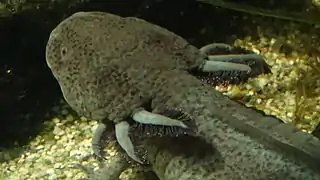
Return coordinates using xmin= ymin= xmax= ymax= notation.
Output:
xmin=131 ymin=107 xmax=196 ymax=138
xmin=115 ymin=121 xmax=143 ymax=164
xmin=198 ymin=43 xmax=270 ymax=76
xmin=114 ymin=109 xmax=189 ymax=163
xmin=200 ymin=43 xmax=233 ymax=55
xmin=207 ymin=53 xmax=270 ymax=77
xmin=193 ymin=43 xmax=271 ymax=85
xmin=92 ymin=123 xmax=107 ymax=160
xmin=200 ymin=59 xmax=251 ymax=73
xmin=132 ymin=109 xmax=188 ymax=128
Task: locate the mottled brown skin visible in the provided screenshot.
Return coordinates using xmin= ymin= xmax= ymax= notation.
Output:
xmin=145 ymin=84 xmax=320 ymax=180
xmin=47 ymin=12 xmax=320 ymax=180
xmin=46 ymin=11 xmax=204 ymax=123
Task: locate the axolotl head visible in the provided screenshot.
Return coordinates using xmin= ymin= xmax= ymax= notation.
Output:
xmin=46 ymin=12 xmax=119 ymax=81
xmin=45 ymin=11 xmax=136 ymax=117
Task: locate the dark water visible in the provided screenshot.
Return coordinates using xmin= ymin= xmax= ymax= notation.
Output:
xmin=223 ymin=0 xmax=315 ymax=12
xmin=0 ymin=0 xmax=317 ymax=150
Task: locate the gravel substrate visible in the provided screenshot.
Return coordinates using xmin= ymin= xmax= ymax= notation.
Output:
xmin=227 ymin=22 xmax=320 ymax=132
xmin=1 ymin=101 xmax=98 ymax=180
xmin=1 ymin=15 xmax=319 ymax=180
xmin=0 ymin=100 xmax=153 ymax=180
xmin=313 ymin=0 xmax=320 ymax=6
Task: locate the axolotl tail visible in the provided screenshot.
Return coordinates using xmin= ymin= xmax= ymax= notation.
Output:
xmin=150 ymin=71 xmax=320 ymax=180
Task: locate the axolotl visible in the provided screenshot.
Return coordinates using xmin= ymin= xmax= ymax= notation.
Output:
xmin=46 ymin=11 xmax=320 ymax=179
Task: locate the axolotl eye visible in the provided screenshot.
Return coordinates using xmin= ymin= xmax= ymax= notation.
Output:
xmin=61 ymin=46 xmax=68 ymax=57
xmin=46 ymin=39 xmax=69 ymax=71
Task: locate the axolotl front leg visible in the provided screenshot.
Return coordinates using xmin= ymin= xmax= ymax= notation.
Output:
xmin=117 ymin=108 xmax=190 ymax=164
xmin=92 ymin=43 xmax=270 ymax=164
xmin=195 ymin=43 xmax=270 ymax=85
xmin=92 ymin=107 xmax=190 ymax=164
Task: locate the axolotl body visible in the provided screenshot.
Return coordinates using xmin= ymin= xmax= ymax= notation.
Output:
xmin=46 ymin=11 xmax=320 ymax=179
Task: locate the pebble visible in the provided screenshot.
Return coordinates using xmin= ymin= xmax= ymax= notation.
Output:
xmin=53 ymin=126 xmax=65 ymax=136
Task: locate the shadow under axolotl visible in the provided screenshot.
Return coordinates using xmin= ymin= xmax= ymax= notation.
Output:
xmin=154 ymin=135 xmax=224 ymax=164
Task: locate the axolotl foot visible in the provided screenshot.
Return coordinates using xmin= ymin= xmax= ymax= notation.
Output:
xmin=92 ymin=108 xmax=193 ymax=164
xmin=194 ymin=43 xmax=271 ymax=85
xmin=117 ymin=108 xmax=193 ymax=164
